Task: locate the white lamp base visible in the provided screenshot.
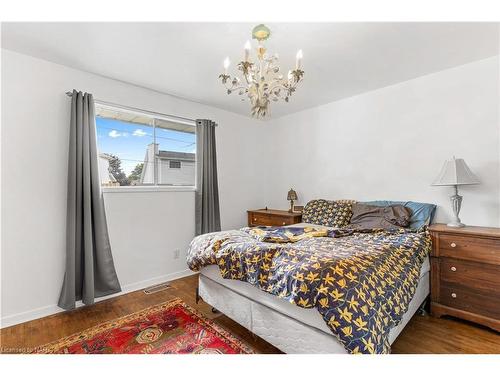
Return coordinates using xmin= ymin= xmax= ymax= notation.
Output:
xmin=447 ymin=222 xmax=465 ymax=228
xmin=449 ymin=187 xmax=465 ymax=228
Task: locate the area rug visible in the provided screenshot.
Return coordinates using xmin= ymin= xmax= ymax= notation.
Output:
xmin=33 ymin=298 xmax=254 ymax=354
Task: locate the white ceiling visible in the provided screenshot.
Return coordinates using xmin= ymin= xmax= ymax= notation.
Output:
xmin=2 ymin=22 xmax=498 ymax=118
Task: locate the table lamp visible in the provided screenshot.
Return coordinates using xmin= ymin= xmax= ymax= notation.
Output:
xmin=431 ymin=157 xmax=480 ymax=227
xmin=287 ymin=188 xmax=298 ymax=213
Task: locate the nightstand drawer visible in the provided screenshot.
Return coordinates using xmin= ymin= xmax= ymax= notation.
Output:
xmin=247 ymin=209 xmax=302 ymax=227
xmin=439 ymin=283 xmax=500 ymax=320
xmin=439 ymin=234 xmax=500 ymax=265
xmin=251 ymin=213 xmax=289 ymax=226
xmin=440 ymin=258 xmax=499 ymax=296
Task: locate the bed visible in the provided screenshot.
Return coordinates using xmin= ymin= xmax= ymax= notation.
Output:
xmin=188 ymin=199 xmax=435 ymax=354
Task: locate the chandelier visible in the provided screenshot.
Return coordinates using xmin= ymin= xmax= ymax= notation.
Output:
xmin=219 ymin=24 xmax=304 ymax=118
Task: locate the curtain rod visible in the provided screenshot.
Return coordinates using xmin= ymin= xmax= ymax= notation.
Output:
xmin=65 ymin=91 xmax=201 ymax=125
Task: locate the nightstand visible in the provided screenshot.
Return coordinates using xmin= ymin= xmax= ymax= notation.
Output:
xmin=247 ymin=209 xmax=302 ymax=227
xmin=428 ymin=224 xmax=500 ymax=331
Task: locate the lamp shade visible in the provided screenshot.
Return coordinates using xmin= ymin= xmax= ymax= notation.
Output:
xmin=432 ymin=157 xmax=480 ymax=186
xmin=287 ymin=188 xmax=298 ymax=201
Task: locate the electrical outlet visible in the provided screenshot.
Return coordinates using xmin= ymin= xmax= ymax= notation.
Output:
xmin=173 ymin=249 xmax=181 ymax=259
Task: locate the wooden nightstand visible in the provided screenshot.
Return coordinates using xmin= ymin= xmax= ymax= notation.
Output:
xmin=428 ymin=224 xmax=500 ymax=331
xmin=247 ymin=209 xmax=302 ymax=227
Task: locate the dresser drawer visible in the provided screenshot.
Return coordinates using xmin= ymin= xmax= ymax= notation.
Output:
xmin=438 ymin=234 xmax=500 ymax=265
xmin=429 ymin=224 xmax=500 ymax=331
xmin=439 ymin=258 xmax=500 ymax=297
xmin=439 ymin=283 xmax=500 ymax=320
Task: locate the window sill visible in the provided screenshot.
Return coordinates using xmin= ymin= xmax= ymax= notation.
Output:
xmin=102 ymin=186 xmax=196 ymax=193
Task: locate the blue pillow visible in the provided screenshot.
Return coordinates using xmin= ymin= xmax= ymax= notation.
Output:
xmin=362 ymin=200 xmax=436 ymax=230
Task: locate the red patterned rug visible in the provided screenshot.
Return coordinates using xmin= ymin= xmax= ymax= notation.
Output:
xmin=33 ymin=298 xmax=253 ymax=354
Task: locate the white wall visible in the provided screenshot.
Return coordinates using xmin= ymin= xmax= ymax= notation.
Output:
xmin=263 ymin=57 xmax=500 ymax=227
xmin=0 ymin=49 xmax=267 ymax=327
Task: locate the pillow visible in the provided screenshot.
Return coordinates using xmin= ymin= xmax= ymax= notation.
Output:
xmin=363 ymin=200 xmax=437 ymax=230
xmin=302 ymin=199 xmax=354 ymax=228
xmin=347 ymin=203 xmax=412 ymax=230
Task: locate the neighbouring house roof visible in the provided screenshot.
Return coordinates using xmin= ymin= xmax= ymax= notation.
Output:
xmin=157 ymin=151 xmax=195 ymax=161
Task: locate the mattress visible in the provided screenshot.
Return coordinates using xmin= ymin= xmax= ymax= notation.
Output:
xmin=200 ymin=256 xmax=429 ymax=339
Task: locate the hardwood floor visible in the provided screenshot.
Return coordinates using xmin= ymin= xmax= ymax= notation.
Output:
xmin=1 ymin=275 xmax=498 ymax=354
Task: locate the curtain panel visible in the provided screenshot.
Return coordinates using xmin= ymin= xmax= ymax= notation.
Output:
xmin=58 ymin=90 xmax=121 ymax=310
xmin=195 ymin=119 xmax=221 ymax=235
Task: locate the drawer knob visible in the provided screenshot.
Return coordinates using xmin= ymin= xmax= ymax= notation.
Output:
xmin=282 ymin=222 xmax=286 ymax=225
xmin=450 ymin=242 xmax=457 ymax=248
xmin=451 ymin=293 xmax=457 ymax=298
xmin=253 ymin=218 xmax=257 ymax=221
xmin=450 ymin=266 xmax=457 ymax=272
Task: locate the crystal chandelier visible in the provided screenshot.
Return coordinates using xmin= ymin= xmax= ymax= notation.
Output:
xmin=219 ymin=24 xmax=304 ymax=118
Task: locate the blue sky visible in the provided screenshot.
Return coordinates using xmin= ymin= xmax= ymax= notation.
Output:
xmin=96 ymin=117 xmax=196 ymax=175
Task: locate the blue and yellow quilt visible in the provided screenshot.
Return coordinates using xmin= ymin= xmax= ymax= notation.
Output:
xmin=187 ymin=226 xmax=431 ymax=354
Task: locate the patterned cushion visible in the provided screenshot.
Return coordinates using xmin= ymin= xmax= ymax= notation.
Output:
xmin=302 ymin=199 xmax=354 ymax=227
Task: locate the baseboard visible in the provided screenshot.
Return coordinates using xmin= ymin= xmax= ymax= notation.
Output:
xmin=116 ymin=269 xmax=196 ymax=296
xmin=0 ymin=268 xmax=197 ymax=329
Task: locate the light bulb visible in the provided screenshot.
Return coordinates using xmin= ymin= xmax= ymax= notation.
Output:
xmin=223 ymin=57 xmax=230 ymax=74
xmin=244 ymin=41 xmax=251 ymax=61
xmin=296 ymin=49 xmax=303 ymax=69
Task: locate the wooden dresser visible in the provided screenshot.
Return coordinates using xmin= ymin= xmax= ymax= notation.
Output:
xmin=428 ymin=224 xmax=500 ymax=331
xmin=247 ymin=209 xmax=302 ymax=227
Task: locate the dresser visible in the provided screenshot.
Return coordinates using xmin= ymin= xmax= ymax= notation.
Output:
xmin=247 ymin=209 xmax=302 ymax=227
xmin=428 ymin=224 xmax=500 ymax=331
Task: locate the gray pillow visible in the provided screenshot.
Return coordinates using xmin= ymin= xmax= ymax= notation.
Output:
xmin=363 ymin=200 xmax=436 ymax=230
xmin=347 ymin=203 xmax=412 ymax=230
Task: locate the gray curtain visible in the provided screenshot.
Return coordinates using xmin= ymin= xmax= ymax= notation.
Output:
xmin=195 ymin=119 xmax=221 ymax=235
xmin=58 ymin=90 xmax=121 ymax=310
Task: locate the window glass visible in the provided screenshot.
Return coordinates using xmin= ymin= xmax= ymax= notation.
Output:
xmin=95 ymin=105 xmax=195 ymax=187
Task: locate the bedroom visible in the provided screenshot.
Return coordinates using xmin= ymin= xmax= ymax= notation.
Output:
xmin=1 ymin=0 xmax=499 ymax=372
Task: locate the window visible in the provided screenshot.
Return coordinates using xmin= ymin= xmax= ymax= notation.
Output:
xmin=169 ymin=161 xmax=181 ymax=169
xmin=95 ymin=104 xmax=196 ymax=187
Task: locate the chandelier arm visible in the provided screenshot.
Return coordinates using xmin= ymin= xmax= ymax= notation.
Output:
xmin=223 ymin=82 xmax=248 ymax=92
xmin=220 ymin=75 xmax=247 ymax=91
xmin=267 ymin=81 xmax=290 ymax=93
xmin=244 ymin=75 xmax=254 ymax=85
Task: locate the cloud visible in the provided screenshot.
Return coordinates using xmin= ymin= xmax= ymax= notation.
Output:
xmin=108 ymin=130 xmax=121 ymax=138
xmin=108 ymin=130 xmax=128 ymax=138
xmin=133 ymin=129 xmax=148 ymax=137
